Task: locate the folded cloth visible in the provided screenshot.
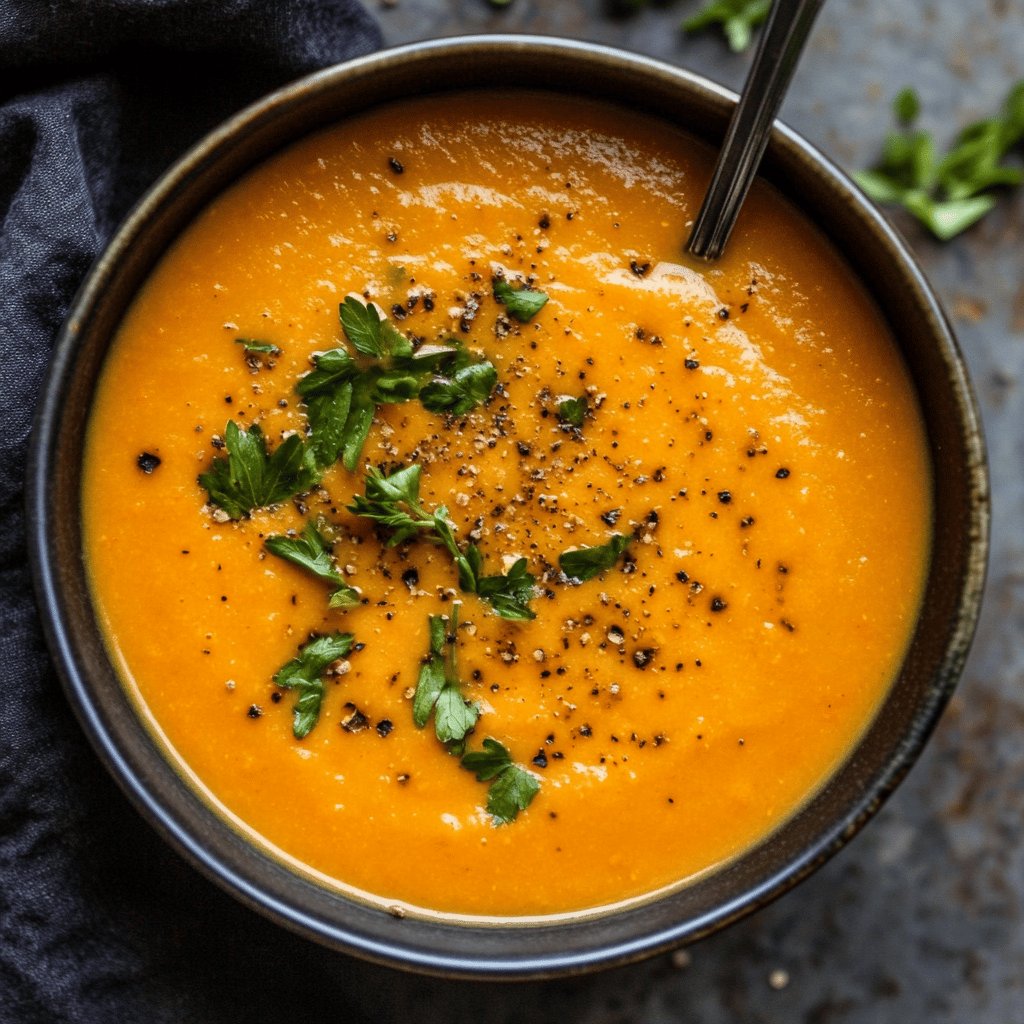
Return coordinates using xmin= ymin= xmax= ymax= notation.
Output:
xmin=0 ymin=3 xmax=382 ymax=1020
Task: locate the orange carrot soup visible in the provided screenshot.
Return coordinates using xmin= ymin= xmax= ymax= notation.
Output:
xmin=82 ymin=93 xmax=931 ymax=918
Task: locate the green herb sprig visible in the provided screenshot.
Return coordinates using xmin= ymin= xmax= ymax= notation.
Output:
xmin=412 ymin=612 xmax=539 ymax=823
xmin=299 ymin=297 xmax=497 ymax=472
xmin=612 ymin=0 xmax=768 ymax=52
xmin=413 ymin=605 xmax=479 ymax=749
xmin=559 ymin=532 xmax=632 ymax=583
xmin=493 ymin=278 xmax=549 ymax=322
xmin=198 ymin=421 xmax=319 ymax=520
xmin=349 ymin=464 xmax=536 ymax=620
xmin=683 ymin=0 xmax=769 ymax=52
xmin=235 ymin=338 xmax=281 ymax=355
xmin=855 ymin=82 xmax=1024 ymax=240
xmin=273 ymin=631 xmax=355 ymax=738
xmin=461 ymin=738 xmax=540 ymax=825
xmin=556 ymin=394 xmax=588 ymax=430
xmin=265 ymin=521 xmax=361 ymax=609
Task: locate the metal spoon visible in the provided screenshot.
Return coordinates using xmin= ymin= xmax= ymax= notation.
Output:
xmin=686 ymin=0 xmax=826 ymax=260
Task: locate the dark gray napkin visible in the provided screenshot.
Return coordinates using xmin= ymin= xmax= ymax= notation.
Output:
xmin=0 ymin=3 xmax=382 ymax=1019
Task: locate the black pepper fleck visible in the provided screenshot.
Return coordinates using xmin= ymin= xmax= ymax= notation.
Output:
xmin=632 ymin=648 xmax=656 ymax=669
xmin=137 ymin=451 xmax=161 ymax=474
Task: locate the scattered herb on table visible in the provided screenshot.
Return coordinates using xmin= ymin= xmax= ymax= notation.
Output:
xmin=273 ymin=631 xmax=355 ymax=738
xmin=461 ymin=737 xmax=540 ymax=824
xmin=265 ymin=521 xmax=361 ymax=609
xmin=298 ymin=296 xmax=496 ymax=471
xmin=413 ymin=605 xmax=479 ymax=749
xmin=493 ymin=277 xmax=549 ymax=322
xmin=560 ymin=533 xmax=632 ymax=583
xmin=199 ymin=421 xmax=319 ymax=520
xmin=349 ymin=464 xmax=536 ymax=620
xmin=606 ymin=0 xmax=768 ymax=51
xmin=854 ymin=81 xmax=1024 ymax=240
xmin=682 ymin=0 xmax=770 ymax=52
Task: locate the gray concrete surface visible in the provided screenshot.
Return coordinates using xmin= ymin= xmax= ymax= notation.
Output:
xmin=323 ymin=0 xmax=1023 ymax=1020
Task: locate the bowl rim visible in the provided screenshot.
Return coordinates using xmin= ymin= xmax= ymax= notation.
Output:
xmin=27 ymin=33 xmax=990 ymax=979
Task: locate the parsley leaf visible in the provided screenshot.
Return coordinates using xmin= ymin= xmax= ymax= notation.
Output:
xmin=198 ymin=421 xmax=319 ymax=520
xmin=349 ymin=464 xmax=536 ymax=619
xmin=411 ymin=616 xmax=539 ymax=823
xmin=273 ymin=631 xmax=354 ymax=738
xmin=683 ymin=0 xmax=770 ymax=52
xmin=235 ymin=338 xmax=281 ymax=355
xmin=413 ymin=606 xmax=479 ymax=747
xmin=559 ymin=533 xmax=632 ymax=583
xmin=855 ymin=82 xmax=1024 ymax=240
xmin=556 ymin=394 xmax=588 ymax=429
xmin=264 ymin=521 xmax=361 ymax=609
xmin=299 ymin=299 xmax=497 ymax=471
xmin=420 ymin=361 xmax=499 ymax=416
xmin=339 ymin=294 xmax=412 ymax=359
xmin=470 ymin=555 xmax=536 ymax=621
xmin=461 ymin=738 xmax=540 ymax=824
xmin=348 ymin=464 xmax=460 ymax=551
xmin=493 ymin=277 xmax=549 ymax=322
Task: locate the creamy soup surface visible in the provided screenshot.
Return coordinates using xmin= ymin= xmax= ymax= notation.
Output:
xmin=83 ymin=93 xmax=931 ymax=917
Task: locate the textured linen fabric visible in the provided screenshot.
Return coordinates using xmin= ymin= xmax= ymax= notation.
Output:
xmin=0 ymin=3 xmax=383 ymax=1020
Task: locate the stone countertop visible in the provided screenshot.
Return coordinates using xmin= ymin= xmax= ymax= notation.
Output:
xmin=327 ymin=1 xmax=1021 ymax=1020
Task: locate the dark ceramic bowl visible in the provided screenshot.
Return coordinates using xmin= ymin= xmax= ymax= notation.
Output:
xmin=28 ymin=36 xmax=989 ymax=978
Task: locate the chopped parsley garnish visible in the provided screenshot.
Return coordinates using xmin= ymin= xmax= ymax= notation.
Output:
xmin=559 ymin=533 xmax=632 ymax=583
xmin=349 ymin=464 xmax=536 ymax=620
xmin=419 ymin=360 xmax=498 ymax=416
xmin=348 ymin=463 xmax=459 ymax=548
xmin=264 ymin=521 xmax=361 ymax=609
xmin=683 ymin=0 xmax=770 ymax=52
xmin=493 ymin=277 xmax=549 ymax=322
xmin=556 ymin=394 xmax=588 ymax=429
xmin=198 ymin=421 xmax=318 ymax=520
xmin=298 ymin=297 xmax=496 ymax=471
xmin=273 ymin=631 xmax=355 ymax=738
xmin=461 ymin=738 xmax=540 ymax=824
xmin=464 ymin=549 xmax=537 ymax=622
xmin=338 ymin=293 xmax=412 ymax=358
xmin=413 ymin=605 xmax=478 ymax=749
xmin=235 ymin=338 xmax=281 ymax=355
xmin=411 ymin=613 xmax=539 ymax=823
xmin=855 ymin=82 xmax=1024 ymax=240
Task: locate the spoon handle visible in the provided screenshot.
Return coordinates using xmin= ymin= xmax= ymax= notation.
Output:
xmin=686 ymin=0 xmax=826 ymax=260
